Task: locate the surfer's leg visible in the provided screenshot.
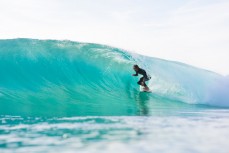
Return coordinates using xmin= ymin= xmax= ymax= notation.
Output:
xmin=142 ymin=79 xmax=147 ymax=87
xmin=142 ymin=81 xmax=147 ymax=87
xmin=142 ymin=78 xmax=149 ymax=90
xmin=138 ymin=77 xmax=144 ymax=85
xmin=140 ymin=78 xmax=147 ymax=87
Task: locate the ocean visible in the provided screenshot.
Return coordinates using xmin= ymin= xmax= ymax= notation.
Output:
xmin=0 ymin=39 xmax=229 ymax=153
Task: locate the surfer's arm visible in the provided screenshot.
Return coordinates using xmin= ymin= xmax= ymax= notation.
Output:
xmin=132 ymin=72 xmax=138 ymax=76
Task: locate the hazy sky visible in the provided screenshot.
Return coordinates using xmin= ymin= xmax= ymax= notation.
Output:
xmin=0 ymin=0 xmax=228 ymax=75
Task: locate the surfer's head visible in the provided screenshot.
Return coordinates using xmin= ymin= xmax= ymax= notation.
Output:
xmin=133 ymin=65 xmax=139 ymax=71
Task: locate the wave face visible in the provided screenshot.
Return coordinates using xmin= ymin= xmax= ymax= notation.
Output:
xmin=0 ymin=39 xmax=228 ymax=116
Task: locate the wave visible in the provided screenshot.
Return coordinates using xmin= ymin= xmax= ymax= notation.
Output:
xmin=0 ymin=39 xmax=228 ymax=116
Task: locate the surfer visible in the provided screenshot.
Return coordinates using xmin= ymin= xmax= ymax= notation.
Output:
xmin=132 ymin=65 xmax=151 ymax=91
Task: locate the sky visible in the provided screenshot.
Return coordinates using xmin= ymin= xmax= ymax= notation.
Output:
xmin=0 ymin=0 xmax=229 ymax=75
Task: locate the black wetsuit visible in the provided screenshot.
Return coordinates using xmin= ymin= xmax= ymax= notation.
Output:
xmin=133 ymin=68 xmax=150 ymax=86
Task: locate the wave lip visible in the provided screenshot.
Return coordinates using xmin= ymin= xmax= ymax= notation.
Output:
xmin=0 ymin=38 xmax=228 ymax=116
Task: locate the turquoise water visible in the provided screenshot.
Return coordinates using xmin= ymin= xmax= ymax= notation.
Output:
xmin=1 ymin=113 xmax=229 ymax=153
xmin=0 ymin=39 xmax=229 ymax=152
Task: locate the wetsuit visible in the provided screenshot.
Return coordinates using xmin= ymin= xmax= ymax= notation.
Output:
xmin=133 ymin=68 xmax=150 ymax=86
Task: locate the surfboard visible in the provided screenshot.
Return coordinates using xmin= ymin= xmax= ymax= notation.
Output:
xmin=139 ymin=86 xmax=152 ymax=92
